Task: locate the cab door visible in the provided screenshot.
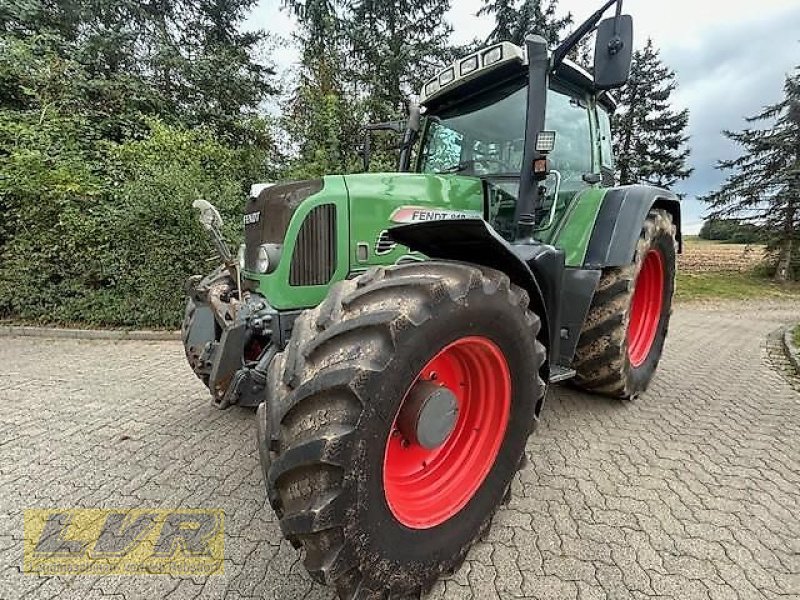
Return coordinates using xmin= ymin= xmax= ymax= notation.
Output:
xmin=535 ymin=86 xmax=596 ymax=241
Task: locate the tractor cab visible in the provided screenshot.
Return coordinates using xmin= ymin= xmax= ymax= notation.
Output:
xmin=415 ymin=50 xmax=617 ymax=243
xmin=384 ymin=11 xmax=636 ymax=370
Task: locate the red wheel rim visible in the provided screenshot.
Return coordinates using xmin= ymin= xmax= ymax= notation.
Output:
xmin=627 ymin=249 xmax=665 ymax=368
xmin=383 ymin=336 xmax=511 ymax=529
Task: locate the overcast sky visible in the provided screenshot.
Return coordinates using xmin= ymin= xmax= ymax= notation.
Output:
xmin=249 ymin=1 xmax=800 ymax=233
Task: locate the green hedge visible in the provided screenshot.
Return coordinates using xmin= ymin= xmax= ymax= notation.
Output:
xmin=0 ymin=120 xmax=253 ymax=328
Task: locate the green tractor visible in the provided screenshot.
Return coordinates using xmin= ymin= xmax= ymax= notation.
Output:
xmin=183 ymin=1 xmax=680 ymax=596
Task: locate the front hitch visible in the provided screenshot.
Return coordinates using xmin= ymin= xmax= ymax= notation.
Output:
xmin=184 ymin=198 xmax=284 ymax=409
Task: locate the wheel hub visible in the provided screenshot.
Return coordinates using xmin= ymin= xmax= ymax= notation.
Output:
xmin=383 ymin=336 xmax=512 ymax=529
xmin=396 ymin=381 xmax=459 ymax=450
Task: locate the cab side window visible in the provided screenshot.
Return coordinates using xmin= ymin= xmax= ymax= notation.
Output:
xmin=420 ymin=123 xmax=464 ymax=173
xmin=545 ymin=89 xmax=592 ymax=190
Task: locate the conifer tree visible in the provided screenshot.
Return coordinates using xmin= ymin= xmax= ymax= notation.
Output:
xmin=478 ymin=0 xmax=518 ymax=44
xmin=613 ymin=39 xmax=692 ymax=188
xmin=703 ymin=68 xmax=800 ymax=282
xmin=182 ymin=0 xmax=278 ymax=146
xmin=479 ymin=0 xmax=572 ymax=47
xmin=346 ymin=0 xmax=453 ymax=120
xmin=281 ymin=0 xmax=362 ymax=176
xmin=282 ymin=0 xmax=456 ymax=175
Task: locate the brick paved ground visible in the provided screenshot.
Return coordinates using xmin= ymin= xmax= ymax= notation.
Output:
xmin=1 ymin=301 xmax=799 ymax=600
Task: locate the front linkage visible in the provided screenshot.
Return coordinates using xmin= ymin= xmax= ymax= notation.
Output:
xmin=182 ymin=200 xmax=298 ymax=409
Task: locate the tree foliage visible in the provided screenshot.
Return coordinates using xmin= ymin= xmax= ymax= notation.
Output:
xmin=0 ymin=0 xmax=278 ymax=327
xmin=348 ymin=0 xmax=452 ymax=119
xmin=281 ymin=0 xmax=455 ymax=177
xmin=702 ymin=68 xmax=800 ymax=282
xmin=280 ymin=0 xmax=358 ymax=178
xmin=479 ymin=0 xmax=572 ymax=47
xmin=613 ymin=39 xmax=692 ymax=189
xmin=698 ymin=219 xmax=762 ymax=245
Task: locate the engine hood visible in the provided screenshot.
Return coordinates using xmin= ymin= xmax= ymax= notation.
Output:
xmin=343 ymin=172 xmax=485 ymax=267
xmin=243 ymin=179 xmax=323 ymax=271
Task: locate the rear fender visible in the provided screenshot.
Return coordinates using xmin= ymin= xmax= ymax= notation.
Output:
xmin=388 ymin=219 xmax=554 ymax=368
xmin=584 ymin=185 xmax=681 ymax=269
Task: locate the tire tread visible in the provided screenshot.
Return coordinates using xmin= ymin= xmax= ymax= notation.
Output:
xmin=266 ymin=261 xmax=545 ymax=598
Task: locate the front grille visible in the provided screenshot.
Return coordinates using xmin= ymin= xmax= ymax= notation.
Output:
xmin=244 ymin=179 xmax=323 ymax=272
xmin=290 ymin=204 xmax=337 ymax=286
xmin=375 ymin=230 xmax=397 ymax=255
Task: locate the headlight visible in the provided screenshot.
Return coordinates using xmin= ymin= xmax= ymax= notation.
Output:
xmin=254 ymin=244 xmax=281 ymax=274
xmin=255 ymin=244 xmax=271 ymax=273
xmin=424 ymin=78 xmax=440 ymax=97
xmin=439 ymin=67 xmax=455 ymax=86
xmin=460 ymin=55 xmax=479 ymax=75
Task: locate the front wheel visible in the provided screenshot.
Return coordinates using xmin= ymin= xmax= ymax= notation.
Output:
xmin=572 ymin=209 xmax=677 ymax=399
xmin=260 ymin=262 xmax=546 ymax=598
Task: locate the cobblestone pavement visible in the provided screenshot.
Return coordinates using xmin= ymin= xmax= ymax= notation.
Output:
xmin=1 ymin=301 xmax=799 ymax=600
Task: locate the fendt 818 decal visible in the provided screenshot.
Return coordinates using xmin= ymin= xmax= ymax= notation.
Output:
xmin=390 ymin=206 xmax=482 ymax=224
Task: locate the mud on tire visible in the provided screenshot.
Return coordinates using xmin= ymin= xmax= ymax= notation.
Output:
xmin=260 ymin=262 xmax=547 ymax=599
xmin=572 ymin=209 xmax=677 ymax=399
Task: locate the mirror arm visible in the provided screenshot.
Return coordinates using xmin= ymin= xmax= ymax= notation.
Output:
xmin=362 ymin=118 xmax=410 ymax=172
xmin=365 ymin=120 xmax=405 ymax=133
xmin=551 ymin=0 xmax=622 ymax=70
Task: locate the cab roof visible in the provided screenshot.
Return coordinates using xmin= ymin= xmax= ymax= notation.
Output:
xmin=420 ymin=41 xmax=617 ymax=113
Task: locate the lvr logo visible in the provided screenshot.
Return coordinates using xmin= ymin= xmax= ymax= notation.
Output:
xmin=24 ymin=509 xmax=224 ymax=575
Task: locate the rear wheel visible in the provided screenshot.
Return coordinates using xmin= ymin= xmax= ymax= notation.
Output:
xmin=572 ymin=209 xmax=676 ymax=399
xmin=261 ymin=262 xmax=546 ymax=598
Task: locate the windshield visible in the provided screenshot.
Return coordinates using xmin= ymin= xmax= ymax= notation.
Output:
xmin=419 ymin=81 xmax=527 ymax=177
xmin=418 ymin=80 xmax=596 ymax=241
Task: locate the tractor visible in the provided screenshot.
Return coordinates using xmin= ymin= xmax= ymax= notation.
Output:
xmin=182 ymin=1 xmax=680 ymax=596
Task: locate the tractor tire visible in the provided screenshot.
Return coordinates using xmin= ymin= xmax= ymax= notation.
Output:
xmin=261 ymin=262 xmax=546 ymax=599
xmin=572 ymin=209 xmax=677 ymax=399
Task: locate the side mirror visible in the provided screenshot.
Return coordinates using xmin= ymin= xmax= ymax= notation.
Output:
xmin=593 ymin=14 xmax=633 ymax=90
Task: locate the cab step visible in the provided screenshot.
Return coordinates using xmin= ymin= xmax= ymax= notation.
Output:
xmin=549 ymin=365 xmax=576 ymax=383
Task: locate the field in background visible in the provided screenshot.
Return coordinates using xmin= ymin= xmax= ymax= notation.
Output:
xmin=678 ymin=237 xmax=765 ymax=274
xmin=675 ymin=237 xmax=800 ymax=302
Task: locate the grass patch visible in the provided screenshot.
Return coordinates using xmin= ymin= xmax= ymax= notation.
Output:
xmin=675 ymin=271 xmax=800 ymax=302
xmin=793 ymin=324 xmax=800 ymax=348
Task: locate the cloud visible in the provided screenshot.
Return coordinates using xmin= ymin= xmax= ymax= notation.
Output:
xmin=660 ymin=6 xmax=800 ymax=229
